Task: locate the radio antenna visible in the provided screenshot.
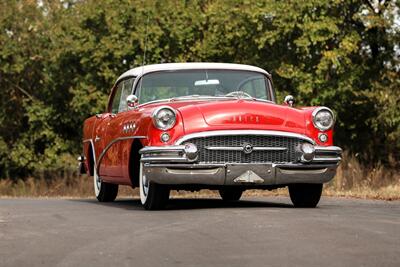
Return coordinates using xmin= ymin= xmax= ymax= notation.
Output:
xmin=142 ymin=13 xmax=150 ymax=68
xmin=138 ymin=11 xmax=150 ymax=94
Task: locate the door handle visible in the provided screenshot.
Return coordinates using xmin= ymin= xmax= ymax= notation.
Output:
xmin=95 ymin=136 xmax=101 ymax=142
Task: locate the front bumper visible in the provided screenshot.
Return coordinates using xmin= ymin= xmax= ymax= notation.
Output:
xmin=139 ymin=145 xmax=342 ymax=186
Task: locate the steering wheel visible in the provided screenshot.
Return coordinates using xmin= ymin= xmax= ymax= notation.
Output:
xmin=225 ymin=91 xmax=253 ymax=98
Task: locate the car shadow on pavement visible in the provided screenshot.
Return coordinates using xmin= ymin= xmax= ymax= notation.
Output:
xmin=166 ymin=198 xmax=294 ymax=210
xmin=73 ymin=197 xmax=294 ymax=211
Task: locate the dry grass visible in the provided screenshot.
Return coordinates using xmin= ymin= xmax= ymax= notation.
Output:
xmin=323 ymin=152 xmax=400 ymax=200
xmin=0 ymin=153 xmax=399 ymax=200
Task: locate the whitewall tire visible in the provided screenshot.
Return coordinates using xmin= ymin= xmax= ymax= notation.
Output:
xmin=139 ymin=163 xmax=170 ymax=210
xmin=288 ymin=183 xmax=322 ymax=208
xmin=219 ymin=188 xmax=243 ymax=201
xmin=93 ymin=161 xmax=118 ymax=202
xmin=93 ymin=165 xmax=102 ymax=197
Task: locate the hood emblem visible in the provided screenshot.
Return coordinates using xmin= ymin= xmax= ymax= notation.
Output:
xmin=230 ymin=115 xmax=261 ymax=123
xmin=243 ymin=143 xmax=253 ymax=154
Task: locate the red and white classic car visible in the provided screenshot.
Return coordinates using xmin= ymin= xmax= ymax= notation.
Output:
xmin=80 ymin=63 xmax=342 ymax=210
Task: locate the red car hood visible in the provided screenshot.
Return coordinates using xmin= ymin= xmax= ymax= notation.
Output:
xmin=165 ymin=99 xmax=307 ymax=135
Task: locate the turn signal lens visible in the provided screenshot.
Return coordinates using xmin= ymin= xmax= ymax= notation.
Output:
xmin=319 ymin=133 xmax=328 ymax=143
xmin=160 ymin=132 xmax=170 ymax=143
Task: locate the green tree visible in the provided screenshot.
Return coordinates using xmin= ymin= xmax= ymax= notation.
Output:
xmin=0 ymin=0 xmax=399 ymax=179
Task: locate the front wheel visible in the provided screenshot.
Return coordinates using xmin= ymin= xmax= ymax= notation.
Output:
xmin=93 ymin=163 xmax=118 ymax=202
xmin=219 ymin=188 xmax=243 ymax=201
xmin=139 ymin=163 xmax=170 ymax=210
xmin=288 ymin=183 xmax=323 ymax=208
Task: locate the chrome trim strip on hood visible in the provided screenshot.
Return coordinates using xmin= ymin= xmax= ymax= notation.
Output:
xmin=205 ymin=146 xmax=288 ymax=152
xmin=175 ymin=130 xmax=315 ymax=145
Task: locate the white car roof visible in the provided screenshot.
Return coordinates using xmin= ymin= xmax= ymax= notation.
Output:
xmin=117 ymin=62 xmax=270 ymax=82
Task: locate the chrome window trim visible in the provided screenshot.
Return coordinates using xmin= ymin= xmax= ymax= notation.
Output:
xmin=175 ymin=130 xmax=316 ymax=145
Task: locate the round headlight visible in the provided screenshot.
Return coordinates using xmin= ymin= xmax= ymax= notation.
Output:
xmin=312 ymin=107 xmax=335 ymax=131
xmin=152 ymin=106 xmax=177 ymax=130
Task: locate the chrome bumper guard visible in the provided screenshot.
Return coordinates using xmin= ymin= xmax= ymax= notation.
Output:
xmin=139 ymin=145 xmax=342 ymax=186
xmin=313 ymin=146 xmax=342 ymax=163
xmin=77 ymin=155 xmax=86 ymax=175
xmin=140 ymin=145 xmax=198 ymax=163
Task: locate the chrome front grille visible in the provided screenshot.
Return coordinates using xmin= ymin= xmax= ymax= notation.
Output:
xmin=184 ymin=135 xmax=307 ymax=164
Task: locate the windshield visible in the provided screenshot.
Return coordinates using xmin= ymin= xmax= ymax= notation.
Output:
xmin=136 ymin=70 xmax=272 ymax=104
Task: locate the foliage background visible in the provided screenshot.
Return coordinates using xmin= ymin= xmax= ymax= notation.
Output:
xmin=0 ymin=0 xmax=399 ymax=180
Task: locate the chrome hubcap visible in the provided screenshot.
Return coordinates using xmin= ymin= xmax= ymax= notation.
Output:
xmin=96 ymin=175 xmax=101 ymax=189
xmin=142 ymin=175 xmax=149 ymax=196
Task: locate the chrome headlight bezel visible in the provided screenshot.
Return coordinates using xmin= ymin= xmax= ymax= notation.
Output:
xmin=312 ymin=107 xmax=335 ymax=131
xmin=152 ymin=106 xmax=177 ymax=130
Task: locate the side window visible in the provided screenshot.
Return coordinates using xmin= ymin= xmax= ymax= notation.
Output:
xmin=118 ymin=78 xmax=134 ymax=112
xmin=111 ymin=83 xmax=123 ymax=114
xmin=110 ymin=77 xmax=135 ymax=114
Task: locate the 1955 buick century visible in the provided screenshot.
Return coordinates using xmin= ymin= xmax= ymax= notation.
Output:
xmin=79 ymin=63 xmax=342 ymax=210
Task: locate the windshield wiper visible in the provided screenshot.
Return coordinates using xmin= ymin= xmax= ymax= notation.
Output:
xmin=171 ymin=95 xmax=219 ymax=101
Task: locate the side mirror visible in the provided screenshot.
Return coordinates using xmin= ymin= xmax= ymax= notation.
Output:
xmin=284 ymin=95 xmax=295 ymax=107
xmin=127 ymin=94 xmax=138 ymax=109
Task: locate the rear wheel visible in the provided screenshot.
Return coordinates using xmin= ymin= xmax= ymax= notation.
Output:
xmin=93 ymin=161 xmax=118 ymax=202
xmin=139 ymin=163 xmax=170 ymax=210
xmin=288 ymin=183 xmax=323 ymax=208
xmin=219 ymin=188 xmax=243 ymax=201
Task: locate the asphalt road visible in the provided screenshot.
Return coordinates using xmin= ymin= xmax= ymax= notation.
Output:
xmin=0 ymin=196 xmax=399 ymax=267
